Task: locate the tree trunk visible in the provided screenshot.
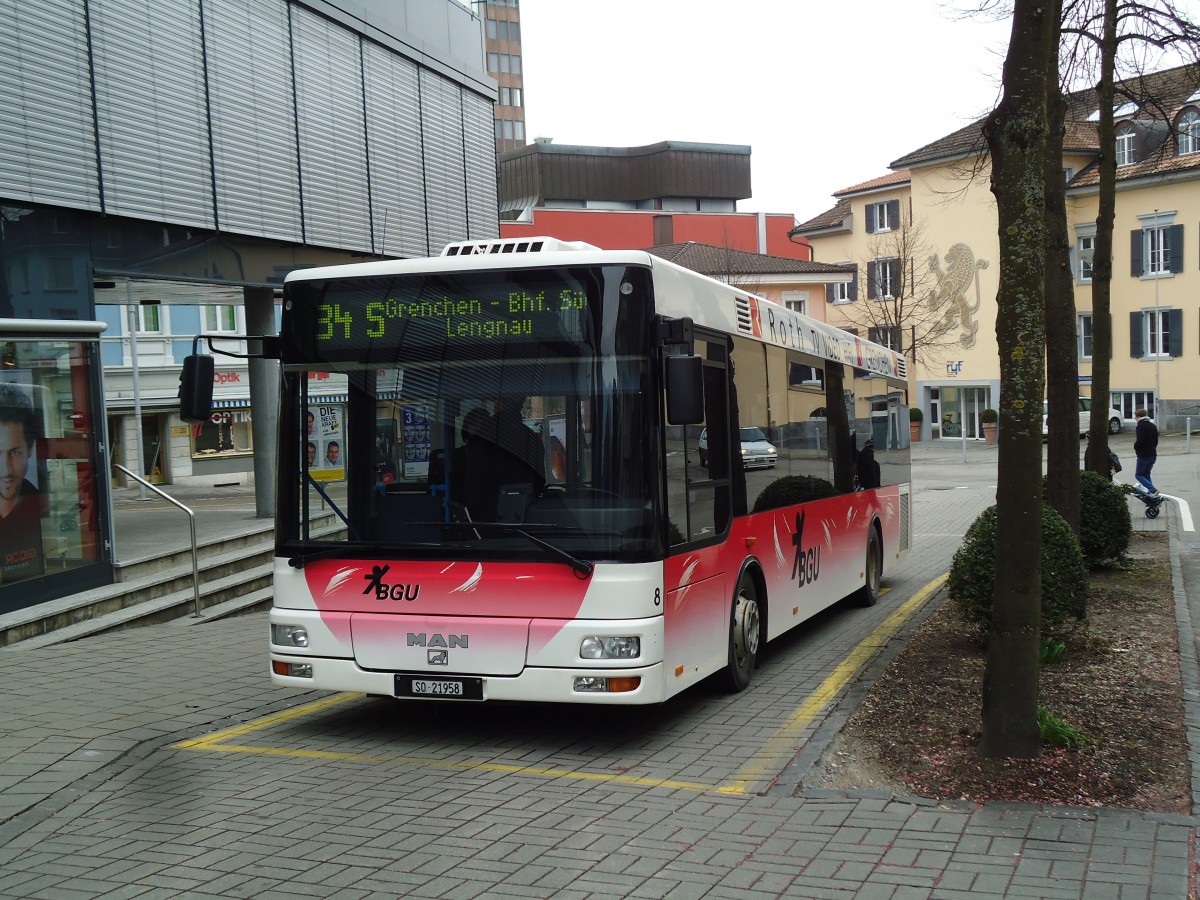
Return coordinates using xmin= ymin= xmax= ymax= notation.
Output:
xmin=1044 ymin=33 xmax=1081 ymax=534
xmin=979 ymin=0 xmax=1061 ymax=760
xmin=1087 ymin=0 xmax=1118 ymax=470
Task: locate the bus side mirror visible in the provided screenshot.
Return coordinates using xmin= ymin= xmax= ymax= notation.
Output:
xmin=179 ymin=354 xmax=215 ymax=423
xmin=665 ymin=355 xmax=704 ymax=424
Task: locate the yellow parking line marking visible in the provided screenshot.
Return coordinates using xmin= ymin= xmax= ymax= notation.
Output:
xmin=172 ymin=574 xmax=949 ymax=796
xmin=177 ymin=741 xmax=721 ymax=792
xmin=172 ymin=692 xmax=365 ymax=750
xmin=723 ymin=573 xmax=949 ymax=794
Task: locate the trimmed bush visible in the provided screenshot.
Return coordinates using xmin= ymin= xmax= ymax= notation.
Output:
xmin=910 ymin=407 xmax=924 ymax=422
xmin=981 ymin=407 xmax=998 ymax=423
xmin=948 ymin=503 xmax=1089 ymax=635
xmin=751 ymin=475 xmax=838 ymax=514
xmin=1078 ymin=469 xmax=1132 ymax=566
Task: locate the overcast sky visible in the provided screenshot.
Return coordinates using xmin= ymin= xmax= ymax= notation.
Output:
xmin=514 ymin=0 xmax=1014 ymax=222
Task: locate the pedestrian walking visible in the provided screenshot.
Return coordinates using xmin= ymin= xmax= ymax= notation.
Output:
xmin=1133 ymin=408 xmax=1159 ymax=496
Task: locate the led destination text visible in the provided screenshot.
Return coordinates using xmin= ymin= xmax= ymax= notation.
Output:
xmin=315 ymin=289 xmax=587 ymax=343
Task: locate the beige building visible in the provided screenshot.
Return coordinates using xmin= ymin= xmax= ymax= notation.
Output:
xmin=794 ymin=64 xmax=1200 ymax=440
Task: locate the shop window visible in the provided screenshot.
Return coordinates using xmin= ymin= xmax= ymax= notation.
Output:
xmin=192 ymin=409 xmax=253 ymax=457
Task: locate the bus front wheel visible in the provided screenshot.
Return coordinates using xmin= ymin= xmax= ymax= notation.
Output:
xmin=721 ymin=578 xmax=760 ymax=691
xmin=854 ymin=527 xmax=882 ymax=607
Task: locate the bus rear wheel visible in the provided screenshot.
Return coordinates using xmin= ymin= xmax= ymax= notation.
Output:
xmin=721 ymin=578 xmax=760 ymax=691
xmin=854 ymin=527 xmax=882 ymax=607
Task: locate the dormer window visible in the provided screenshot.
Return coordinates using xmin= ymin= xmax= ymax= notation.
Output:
xmin=1179 ymin=109 xmax=1200 ymax=155
xmin=1116 ymin=124 xmax=1136 ymax=166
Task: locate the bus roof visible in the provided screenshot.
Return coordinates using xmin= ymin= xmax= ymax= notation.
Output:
xmin=284 ymin=238 xmax=906 ymax=382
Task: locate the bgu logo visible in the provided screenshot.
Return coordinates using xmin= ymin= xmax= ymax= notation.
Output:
xmin=362 ymin=564 xmax=421 ymax=601
xmin=790 ymin=511 xmax=821 ymax=588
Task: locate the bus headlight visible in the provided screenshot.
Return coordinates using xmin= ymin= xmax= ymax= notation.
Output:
xmin=271 ymin=624 xmax=309 ymax=648
xmin=579 ymin=636 xmax=640 ymax=659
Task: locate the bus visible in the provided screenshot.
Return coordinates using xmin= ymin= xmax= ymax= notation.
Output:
xmin=245 ymin=237 xmax=910 ymax=704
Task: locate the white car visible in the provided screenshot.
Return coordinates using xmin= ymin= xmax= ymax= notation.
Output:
xmin=1042 ymin=397 xmax=1123 ymax=438
xmin=698 ymin=426 xmax=778 ymax=469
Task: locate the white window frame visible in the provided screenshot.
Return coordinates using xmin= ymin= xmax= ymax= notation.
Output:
xmin=1180 ymin=110 xmax=1200 ymax=155
xmin=1144 ymin=308 xmax=1171 ymax=358
xmin=1077 ymin=235 xmax=1094 ymax=282
xmin=1115 ymin=125 xmax=1136 ymax=166
xmin=137 ymin=305 xmax=162 ymax=334
xmin=872 ymin=257 xmax=898 ymax=299
xmin=1078 ymin=312 xmax=1093 ymax=360
xmin=203 ymin=304 xmax=239 ymax=334
xmin=830 ymin=282 xmax=851 ymax=304
xmin=1146 ymin=224 xmax=1170 ymax=275
xmin=868 ymin=201 xmax=893 ymax=233
xmin=781 ymin=290 xmax=809 ymax=315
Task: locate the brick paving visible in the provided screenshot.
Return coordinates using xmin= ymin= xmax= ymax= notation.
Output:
xmin=0 ymin=437 xmax=1196 ymax=898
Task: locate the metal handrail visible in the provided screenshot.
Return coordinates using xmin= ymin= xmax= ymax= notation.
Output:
xmin=113 ymin=465 xmax=202 ymax=618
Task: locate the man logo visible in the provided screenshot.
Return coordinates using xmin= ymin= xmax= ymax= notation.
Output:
xmin=428 ymin=649 xmax=449 ymax=666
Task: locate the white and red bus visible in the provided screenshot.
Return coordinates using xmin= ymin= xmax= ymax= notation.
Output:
xmin=263 ymin=237 xmax=911 ymax=703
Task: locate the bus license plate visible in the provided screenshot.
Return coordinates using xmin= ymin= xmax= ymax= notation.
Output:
xmin=395 ymin=674 xmax=483 ymax=700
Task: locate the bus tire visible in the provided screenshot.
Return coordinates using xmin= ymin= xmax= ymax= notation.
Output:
xmin=721 ymin=576 xmax=761 ymax=691
xmin=854 ymin=526 xmax=882 ymax=608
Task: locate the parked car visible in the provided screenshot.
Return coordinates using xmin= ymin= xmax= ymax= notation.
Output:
xmin=1042 ymin=397 xmax=1123 ymax=438
xmin=698 ymin=426 xmax=778 ymax=469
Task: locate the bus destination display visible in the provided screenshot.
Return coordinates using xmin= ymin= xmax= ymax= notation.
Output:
xmin=314 ymin=286 xmax=589 ymax=346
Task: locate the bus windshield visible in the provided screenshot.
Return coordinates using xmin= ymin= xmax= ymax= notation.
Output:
xmin=278 ymin=264 xmax=659 ymax=564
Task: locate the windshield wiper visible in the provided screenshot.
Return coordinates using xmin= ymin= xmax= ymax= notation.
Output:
xmin=513 ymin=529 xmax=593 ymax=577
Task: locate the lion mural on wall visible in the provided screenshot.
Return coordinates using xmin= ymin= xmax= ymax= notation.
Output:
xmin=928 ymin=243 xmax=989 ymax=348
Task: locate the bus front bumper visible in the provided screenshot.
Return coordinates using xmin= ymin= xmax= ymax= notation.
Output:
xmin=269 ymin=655 xmax=667 ymax=704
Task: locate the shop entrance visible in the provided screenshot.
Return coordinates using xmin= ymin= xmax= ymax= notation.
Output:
xmin=935 ymin=386 xmax=988 ymax=440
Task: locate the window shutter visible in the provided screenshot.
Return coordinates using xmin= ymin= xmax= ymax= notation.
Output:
xmin=1131 ymin=229 xmax=1143 ymax=276
xmin=865 ymin=205 xmax=876 ymax=234
xmin=867 ymin=261 xmax=878 ymax=299
xmin=849 ymin=270 xmax=859 ymax=300
xmin=826 ymin=282 xmax=835 ymax=303
xmin=868 ymin=326 xmax=881 ymax=344
xmin=889 ymin=259 xmax=901 ymax=295
xmin=1169 ymin=308 xmax=1184 ymax=356
xmin=1130 ymin=311 xmax=1144 ymax=357
xmin=890 ymin=326 xmax=902 ymax=352
xmin=1168 ymin=224 xmax=1185 ymax=272
xmin=887 ymin=199 xmax=900 ymax=228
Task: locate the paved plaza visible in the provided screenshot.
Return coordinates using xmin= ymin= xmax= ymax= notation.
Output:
xmin=1 ymin=435 xmax=1198 ymax=898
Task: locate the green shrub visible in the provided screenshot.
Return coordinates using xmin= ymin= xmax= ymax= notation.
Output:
xmin=948 ymin=503 xmax=1089 ymax=635
xmin=1037 ymin=706 xmax=1092 ymax=749
xmin=910 ymin=407 xmax=923 ymax=422
xmin=1078 ymin=469 xmax=1132 ymax=566
xmin=751 ymin=475 xmax=838 ymax=514
xmin=981 ymin=407 xmax=998 ymax=423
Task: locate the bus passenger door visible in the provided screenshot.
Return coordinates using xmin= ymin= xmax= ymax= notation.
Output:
xmin=663 ymin=333 xmax=733 ymax=690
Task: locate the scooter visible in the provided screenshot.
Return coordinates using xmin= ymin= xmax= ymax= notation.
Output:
xmin=1130 ymin=484 xmax=1169 ymax=519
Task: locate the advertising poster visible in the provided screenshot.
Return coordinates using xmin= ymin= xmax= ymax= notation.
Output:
xmin=307 ymin=404 xmax=345 ymax=483
xmin=0 ymin=376 xmax=46 ymax=583
xmin=402 ymin=404 xmax=431 ymax=479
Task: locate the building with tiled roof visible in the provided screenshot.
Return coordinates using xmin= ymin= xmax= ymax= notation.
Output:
xmin=646 ymin=242 xmax=854 ymax=322
xmin=792 ymin=63 xmax=1200 ymax=439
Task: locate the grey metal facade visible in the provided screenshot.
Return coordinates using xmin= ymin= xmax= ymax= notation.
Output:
xmin=498 ymin=141 xmax=752 ymax=215
xmin=0 ymin=0 xmax=499 ymax=259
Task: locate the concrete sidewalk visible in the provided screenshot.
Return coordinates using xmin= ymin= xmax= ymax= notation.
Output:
xmin=0 ymin=445 xmax=1194 ymax=898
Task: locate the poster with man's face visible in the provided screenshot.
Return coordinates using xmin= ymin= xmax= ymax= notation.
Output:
xmin=307 ymin=405 xmax=345 ymax=483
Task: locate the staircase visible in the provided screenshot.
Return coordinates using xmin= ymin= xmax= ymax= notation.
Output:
xmin=0 ymin=521 xmax=277 ymax=649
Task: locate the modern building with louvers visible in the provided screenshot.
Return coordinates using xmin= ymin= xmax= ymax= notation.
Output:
xmin=0 ymin=0 xmax=500 ymax=614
